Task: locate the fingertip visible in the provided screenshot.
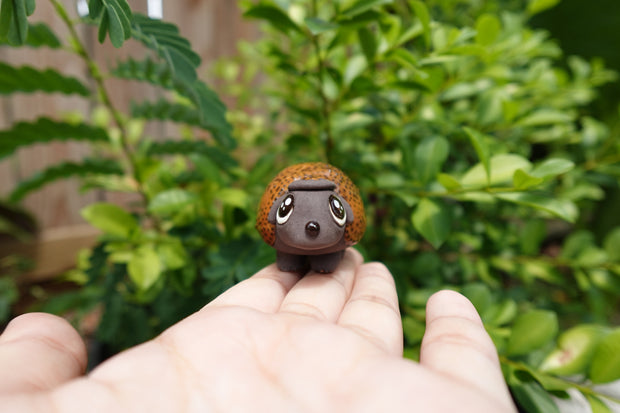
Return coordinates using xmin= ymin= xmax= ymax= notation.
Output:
xmin=426 ymin=290 xmax=482 ymax=325
xmin=2 ymin=312 xmax=87 ymax=368
xmin=0 ymin=313 xmax=87 ymax=392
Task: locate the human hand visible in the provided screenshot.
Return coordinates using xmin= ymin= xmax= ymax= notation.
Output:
xmin=0 ymin=249 xmax=516 ymax=412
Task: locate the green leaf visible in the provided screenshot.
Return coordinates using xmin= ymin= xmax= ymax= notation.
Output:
xmin=0 ymin=62 xmax=90 ymax=95
xmin=517 ymin=109 xmax=574 ymax=127
xmin=304 ymin=17 xmax=339 ymax=35
xmin=9 ymin=158 xmax=123 ymax=202
xmin=0 ymin=22 xmax=61 ymax=48
xmin=0 ymin=0 xmax=33 ymax=45
xmin=81 ymin=202 xmax=138 ymax=238
xmin=510 ymin=382 xmax=561 ymax=413
xmin=358 ymin=27 xmax=377 ymax=63
xmin=243 ymin=5 xmax=301 ymax=34
xmin=540 ymin=325 xmax=608 ymax=376
xmin=415 ymin=135 xmax=449 ymax=184
xmin=603 ymin=227 xmax=620 ymax=262
xmin=112 ymin=57 xmax=173 ymax=86
xmin=513 ymin=169 xmax=544 ymax=190
xmin=462 ymin=127 xmax=491 ymax=185
xmin=387 ymin=48 xmax=419 ymax=69
xmin=343 ymin=55 xmax=367 ymax=86
xmin=527 ymin=0 xmax=561 ymax=16
xmin=520 ymin=219 xmax=546 ymax=255
xmin=590 ymin=328 xmax=620 ymax=383
xmin=113 ymin=57 xmax=232 ymax=148
xmin=216 ymin=188 xmax=248 ymax=209
xmin=157 ymin=241 xmax=188 ymax=270
xmin=148 ymin=189 xmax=198 ymax=215
xmin=461 ymin=154 xmax=531 ymax=187
xmin=173 ymin=82 xmax=234 ymax=149
xmin=412 ymin=198 xmax=452 ymax=249
xmin=461 ymin=283 xmax=492 ymax=315
xmin=0 ymin=277 xmax=19 ymax=324
xmin=128 ymin=246 xmax=162 ymax=290
xmin=437 ymin=173 xmax=462 ymax=191
xmin=89 ymin=0 xmax=132 ymax=47
xmin=131 ymin=96 xmax=232 ymax=148
xmin=506 ymin=309 xmax=558 ymax=356
xmin=131 ymin=13 xmax=201 ymax=84
xmin=586 ymin=395 xmax=612 ymax=413
xmin=341 ymin=0 xmax=394 ymax=19
xmin=530 ymin=159 xmax=575 ymax=179
xmin=0 ymin=118 xmax=109 ymax=160
xmin=486 ymin=299 xmax=518 ymax=326
xmin=496 ymin=192 xmax=578 ymax=223
xmin=146 ymin=139 xmax=236 ymax=170
xmin=475 ymin=14 xmax=501 ymax=46
xmin=410 ymin=1 xmax=431 ymax=47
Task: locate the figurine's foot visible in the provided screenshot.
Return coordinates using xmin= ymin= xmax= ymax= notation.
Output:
xmin=276 ymin=251 xmax=309 ymax=274
xmin=309 ymin=250 xmax=345 ymax=273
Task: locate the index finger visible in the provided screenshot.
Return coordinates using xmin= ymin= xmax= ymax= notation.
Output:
xmin=205 ymin=263 xmax=301 ymax=313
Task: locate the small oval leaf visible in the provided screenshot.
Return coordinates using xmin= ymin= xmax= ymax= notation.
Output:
xmin=411 ymin=198 xmax=452 ymax=249
xmin=589 ymin=328 xmax=620 ymax=383
xmin=507 ymin=309 xmax=558 ymax=356
xmin=128 ymin=246 xmax=162 ymax=290
xmin=81 ymin=202 xmax=138 ymax=237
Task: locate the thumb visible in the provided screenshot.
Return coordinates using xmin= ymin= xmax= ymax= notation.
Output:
xmin=0 ymin=313 xmax=87 ymax=393
xmin=420 ymin=290 xmax=514 ymax=411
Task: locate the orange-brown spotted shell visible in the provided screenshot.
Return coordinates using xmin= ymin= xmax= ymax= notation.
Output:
xmin=256 ymin=162 xmax=366 ymax=246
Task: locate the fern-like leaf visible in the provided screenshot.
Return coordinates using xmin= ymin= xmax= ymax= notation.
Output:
xmin=146 ymin=139 xmax=236 ymax=170
xmin=111 ymin=57 xmax=233 ymax=148
xmin=88 ymin=0 xmax=132 ymax=48
xmin=132 ymin=99 xmax=232 ymax=149
xmin=0 ymin=0 xmax=35 ymax=45
xmin=111 ymin=57 xmax=174 ymax=88
xmin=9 ymin=158 xmax=124 ymax=202
xmin=131 ymin=99 xmax=201 ymax=126
xmin=0 ymin=117 xmax=109 ymax=159
xmin=177 ymin=82 xmax=234 ymax=149
xmin=0 ymin=22 xmax=61 ymax=48
xmin=131 ymin=13 xmax=201 ymax=85
xmin=0 ymin=62 xmax=90 ymax=95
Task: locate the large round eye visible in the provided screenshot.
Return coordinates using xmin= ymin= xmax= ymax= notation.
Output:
xmin=329 ymin=195 xmax=346 ymax=227
xmin=276 ymin=194 xmax=294 ymax=225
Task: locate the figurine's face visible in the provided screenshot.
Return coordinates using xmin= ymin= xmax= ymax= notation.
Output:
xmin=267 ymin=179 xmax=354 ymax=253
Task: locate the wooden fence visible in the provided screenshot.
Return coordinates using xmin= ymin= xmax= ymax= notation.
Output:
xmin=0 ymin=0 xmax=258 ymax=281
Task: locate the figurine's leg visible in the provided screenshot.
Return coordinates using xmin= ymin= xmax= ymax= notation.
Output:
xmin=276 ymin=251 xmax=309 ymax=274
xmin=309 ymin=250 xmax=345 ymax=273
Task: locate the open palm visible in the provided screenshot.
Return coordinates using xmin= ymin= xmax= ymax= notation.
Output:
xmin=0 ymin=249 xmax=515 ymax=412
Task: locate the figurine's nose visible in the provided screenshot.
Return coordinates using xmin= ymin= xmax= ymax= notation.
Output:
xmin=305 ymin=221 xmax=320 ymax=237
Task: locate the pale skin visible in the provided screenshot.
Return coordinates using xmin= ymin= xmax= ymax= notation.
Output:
xmin=0 ymin=249 xmax=516 ymax=412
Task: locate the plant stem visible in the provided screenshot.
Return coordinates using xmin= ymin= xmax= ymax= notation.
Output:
xmin=49 ymin=0 xmax=154 ymax=214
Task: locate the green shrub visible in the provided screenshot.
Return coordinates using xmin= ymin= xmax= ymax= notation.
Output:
xmin=2 ymin=0 xmax=620 ymax=411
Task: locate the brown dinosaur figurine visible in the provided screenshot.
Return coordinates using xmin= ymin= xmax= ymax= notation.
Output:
xmin=257 ymin=162 xmax=366 ymax=273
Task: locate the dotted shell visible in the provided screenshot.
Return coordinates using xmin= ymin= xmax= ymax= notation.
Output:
xmin=256 ymin=162 xmax=366 ymax=246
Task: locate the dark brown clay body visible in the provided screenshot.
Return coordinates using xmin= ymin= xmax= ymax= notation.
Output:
xmin=257 ymin=163 xmax=366 ymax=273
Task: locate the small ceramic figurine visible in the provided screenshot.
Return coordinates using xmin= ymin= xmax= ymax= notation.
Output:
xmin=257 ymin=162 xmax=366 ymax=273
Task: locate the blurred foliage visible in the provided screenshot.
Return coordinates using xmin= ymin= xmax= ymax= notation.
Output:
xmin=2 ymin=0 xmax=620 ymax=411
xmin=0 ymin=201 xmax=36 ymax=325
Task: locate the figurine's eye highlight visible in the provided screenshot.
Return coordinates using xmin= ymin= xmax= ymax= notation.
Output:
xmin=277 ymin=194 xmax=294 ymax=225
xmin=329 ymin=195 xmax=346 ymax=227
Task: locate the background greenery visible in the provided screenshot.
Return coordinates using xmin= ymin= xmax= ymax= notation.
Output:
xmin=1 ymin=0 xmax=620 ymax=411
